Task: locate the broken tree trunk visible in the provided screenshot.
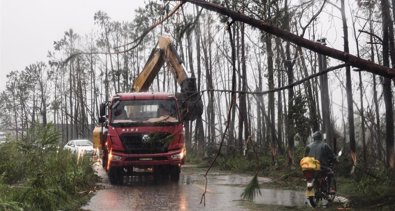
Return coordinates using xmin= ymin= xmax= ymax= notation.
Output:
xmin=182 ymin=0 xmax=395 ymax=79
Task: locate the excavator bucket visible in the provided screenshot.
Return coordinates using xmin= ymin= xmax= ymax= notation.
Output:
xmin=177 ymin=78 xmax=203 ymax=121
xmin=130 ymin=35 xmax=203 ymax=121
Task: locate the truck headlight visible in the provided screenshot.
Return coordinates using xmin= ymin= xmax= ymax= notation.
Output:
xmin=171 ymin=149 xmax=186 ymax=160
xmin=112 ymin=155 xmax=122 ymax=161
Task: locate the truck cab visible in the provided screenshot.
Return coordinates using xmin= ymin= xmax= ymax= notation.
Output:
xmin=99 ymin=92 xmax=186 ymax=185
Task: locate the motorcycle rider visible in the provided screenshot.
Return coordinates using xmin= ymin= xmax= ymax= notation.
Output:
xmin=304 ymin=131 xmax=336 ymax=194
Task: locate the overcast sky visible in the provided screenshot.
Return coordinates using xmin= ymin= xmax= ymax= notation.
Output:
xmin=0 ymin=0 xmax=146 ymax=91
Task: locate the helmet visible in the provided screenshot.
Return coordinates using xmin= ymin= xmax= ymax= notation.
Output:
xmin=312 ymin=131 xmax=322 ymax=141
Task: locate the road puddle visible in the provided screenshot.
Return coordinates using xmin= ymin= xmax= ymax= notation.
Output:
xmin=181 ymin=173 xmax=305 ymax=207
xmin=84 ymin=165 xmax=347 ymax=210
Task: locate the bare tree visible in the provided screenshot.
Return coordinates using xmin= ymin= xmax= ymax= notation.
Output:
xmin=381 ymin=0 xmax=395 ymax=169
xmin=340 ymin=0 xmax=357 ymax=170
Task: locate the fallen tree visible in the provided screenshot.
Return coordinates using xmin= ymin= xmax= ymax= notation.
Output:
xmin=180 ymin=0 xmax=395 ymax=79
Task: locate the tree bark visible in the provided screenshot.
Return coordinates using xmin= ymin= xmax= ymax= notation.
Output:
xmin=266 ymin=31 xmax=277 ymax=164
xmin=352 ymin=13 xmax=367 ymax=168
xmin=227 ymin=21 xmax=237 ymax=155
xmin=239 ymin=20 xmax=249 ymax=154
xmin=381 ymin=0 xmax=395 ymax=169
xmin=317 ymin=40 xmax=332 ymax=145
xmin=297 ymin=47 xmax=319 ymax=133
xmin=341 ymin=0 xmax=356 ymax=168
xmin=284 ymin=0 xmax=294 ymax=166
xmin=275 ymin=46 xmax=283 ymax=157
xmin=194 ymin=9 xmax=205 ymax=155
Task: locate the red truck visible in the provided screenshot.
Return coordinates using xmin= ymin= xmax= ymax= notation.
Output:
xmin=98 ymin=92 xmax=187 ymax=184
xmin=94 ymin=36 xmax=202 ymax=185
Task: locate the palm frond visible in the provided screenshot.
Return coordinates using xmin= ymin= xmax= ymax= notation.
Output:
xmin=241 ymin=174 xmax=261 ymax=201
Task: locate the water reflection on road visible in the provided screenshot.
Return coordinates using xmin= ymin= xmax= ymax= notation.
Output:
xmin=83 ymin=164 xmax=306 ymax=210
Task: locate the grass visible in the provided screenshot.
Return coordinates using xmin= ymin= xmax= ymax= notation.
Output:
xmin=185 ymin=151 xmax=206 ymax=166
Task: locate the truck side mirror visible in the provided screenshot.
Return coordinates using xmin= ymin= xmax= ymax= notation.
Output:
xmin=100 ymin=103 xmax=106 ymax=117
xmin=98 ymin=116 xmax=106 ymax=123
xmin=98 ymin=103 xmax=107 ymax=124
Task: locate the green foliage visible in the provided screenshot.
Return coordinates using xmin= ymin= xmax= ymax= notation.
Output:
xmin=351 ymin=167 xmax=394 ymax=196
xmin=336 ymin=168 xmax=395 ymax=209
xmin=216 ymin=154 xmax=260 ymax=172
xmin=0 ymin=201 xmax=23 ymax=211
xmin=0 ymin=176 xmax=23 ymax=211
xmin=0 ymin=141 xmax=28 ymax=184
xmin=288 ymin=93 xmax=310 ymax=141
xmin=217 ymin=153 xmax=271 ymax=172
xmin=185 ymin=151 xmax=205 ymax=166
xmin=241 ymin=174 xmax=261 ymax=201
xmin=206 ymin=142 xmax=219 ymax=160
xmin=0 ymin=124 xmax=98 ymax=210
xmin=294 ymin=146 xmax=306 ymax=161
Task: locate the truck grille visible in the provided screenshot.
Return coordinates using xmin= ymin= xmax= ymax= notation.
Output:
xmin=120 ymin=133 xmax=173 ymax=154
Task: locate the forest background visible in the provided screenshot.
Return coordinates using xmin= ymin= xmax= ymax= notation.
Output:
xmin=1 ymin=0 xmax=395 ymax=191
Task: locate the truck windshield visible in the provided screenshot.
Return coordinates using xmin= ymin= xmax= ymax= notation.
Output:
xmin=111 ymin=99 xmax=178 ymax=124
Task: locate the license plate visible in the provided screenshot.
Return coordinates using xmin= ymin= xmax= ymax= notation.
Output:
xmin=133 ymin=167 xmax=144 ymax=172
xmin=305 ymin=189 xmax=315 ymax=197
xmin=139 ymin=158 xmax=152 ymax=161
xmin=133 ymin=167 xmax=153 ymax=172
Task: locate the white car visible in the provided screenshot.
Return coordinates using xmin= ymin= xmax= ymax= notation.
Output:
xmin=64 ymin=139 xmax=94 ymax=156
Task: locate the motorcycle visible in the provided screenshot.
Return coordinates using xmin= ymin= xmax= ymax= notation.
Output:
xmin=300 ymin=150 xmax=342 ymax=208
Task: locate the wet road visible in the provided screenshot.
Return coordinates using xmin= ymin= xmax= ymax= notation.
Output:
xmin=83 ymin=163 xmax=307 ymax=211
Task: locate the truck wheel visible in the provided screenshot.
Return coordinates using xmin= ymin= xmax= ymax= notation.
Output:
xmin=108 ymin=167 xmax=123 ymax=185
xmin=153 ymin=167 xmax=162 ymax=183
xmin=102 ymin=149 xmax=108 ymax=168
xmin=170 ymin=166 xmax=180 ymax=182
xmin=102 ymin=156 xmax=107 ymax=168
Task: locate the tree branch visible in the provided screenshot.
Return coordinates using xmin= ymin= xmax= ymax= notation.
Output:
xmin=202 ymin=63 xmax=348 ymax=96
xmin=115 ymin=2 xmax=185 ymax=53
xmin=62 ymin=2 xmax=185 ymax=65
xmin=299 ymin=0 xmax=327 ymax=38
xmin=359 ymin=29 xmax=383 ymax=44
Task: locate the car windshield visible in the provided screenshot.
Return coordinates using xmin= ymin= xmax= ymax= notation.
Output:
xmin=75 ymin=140 xmax=92 ymax=146
xmin=111 ymin=99 xmax=178 ymax=124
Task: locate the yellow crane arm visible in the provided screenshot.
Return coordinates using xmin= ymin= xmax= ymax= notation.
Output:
xmin=132 ymin=36 xmax=188 ymax=92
